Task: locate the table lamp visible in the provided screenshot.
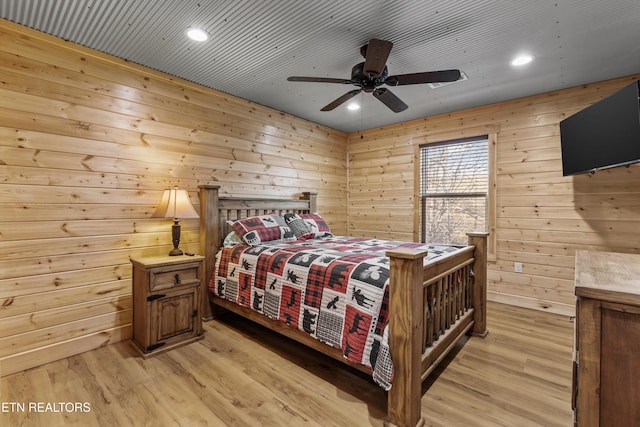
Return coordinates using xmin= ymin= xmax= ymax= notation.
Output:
xmin=152 ymin=187 xmax=199 ymax=256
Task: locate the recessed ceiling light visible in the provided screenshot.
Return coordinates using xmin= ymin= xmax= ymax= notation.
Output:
xmin=347 ymin=102 xmax=360 ymax=111
xmin=511 ymin=54 xmax=534 ymax=66
xmin=186 ymin=27 xmax=208 ymax=42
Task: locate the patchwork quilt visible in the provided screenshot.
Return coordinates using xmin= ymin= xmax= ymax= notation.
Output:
xmin=210 ymin=235 xmax=459 ymax=390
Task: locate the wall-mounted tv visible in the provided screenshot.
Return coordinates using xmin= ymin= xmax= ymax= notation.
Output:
xmin=560 ymin=81 xmax=640 ymax=176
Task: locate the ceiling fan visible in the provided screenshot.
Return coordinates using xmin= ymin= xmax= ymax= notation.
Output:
xmin=287 ymin=39 xmax=462 ymax=113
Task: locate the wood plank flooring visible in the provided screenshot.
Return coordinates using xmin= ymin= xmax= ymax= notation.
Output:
xmin=1 ymin=302 xmax=574 ymax=426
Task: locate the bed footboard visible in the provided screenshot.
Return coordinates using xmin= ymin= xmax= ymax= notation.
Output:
xmin=385 ymin=232 xmax=488 ymax=427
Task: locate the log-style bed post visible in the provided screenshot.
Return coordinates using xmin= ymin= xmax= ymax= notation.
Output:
xmin=199 ymin=184 xmax=220 ymax=321
xmin=467 ymin=232 xmax=489 ymax=337
xmin=302 ymin=191 xmax=318 ymax=213
xmin=385 ymin=247 xmax=429 ymax=427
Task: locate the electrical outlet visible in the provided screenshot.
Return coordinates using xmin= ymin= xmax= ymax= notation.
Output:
xmin=514 ymin=262 xmax=523 ymax=273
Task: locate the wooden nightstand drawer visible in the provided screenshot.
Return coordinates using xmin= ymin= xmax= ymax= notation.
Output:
xmin=149 ymin=264 xmax=201 ymax=291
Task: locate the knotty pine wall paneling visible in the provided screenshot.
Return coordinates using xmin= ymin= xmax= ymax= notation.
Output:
xmin=348 ymin=75 xmax=640 ymax=316
xmin=0 ymin=19 xmax=347 ymax=376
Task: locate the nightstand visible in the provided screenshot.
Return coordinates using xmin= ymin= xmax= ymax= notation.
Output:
xmin=131 ymin=254 xmax=205 ymax=357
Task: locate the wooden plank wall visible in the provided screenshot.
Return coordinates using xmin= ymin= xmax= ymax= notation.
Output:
xmin=1 ymin=15 xmax=638 ymax=375
xmin=347 ymin=74 xmax=640 ymax=316
xmin=0 ymin=19 xmax=347 ymax=376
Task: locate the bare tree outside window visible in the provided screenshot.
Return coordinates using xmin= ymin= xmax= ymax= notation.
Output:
xmin=420 ymin=137 xmax=488 ymax=245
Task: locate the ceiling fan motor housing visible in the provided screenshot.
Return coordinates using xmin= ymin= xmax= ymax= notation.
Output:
xmin=351 ymin=62 xmax=388 ymax=92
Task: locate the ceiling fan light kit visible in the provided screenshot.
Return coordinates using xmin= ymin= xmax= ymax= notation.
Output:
xmin=288 ymin=38 xmax=462 ymax=113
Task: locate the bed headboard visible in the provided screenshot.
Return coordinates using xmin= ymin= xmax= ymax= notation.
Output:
xmin=197 ymin=185 xmax=317 ymax=319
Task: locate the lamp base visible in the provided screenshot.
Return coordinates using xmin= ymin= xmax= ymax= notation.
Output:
xmin=169 ymin=221 xmax=183 ymax=256
xmin=169 ymin=248 xmax=184 ymax=256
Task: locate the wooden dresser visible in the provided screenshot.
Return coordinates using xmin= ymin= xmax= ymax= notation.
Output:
xmin=131 ymin=254 xmax=205 ymax=357
xmin=573 ymin=250 xmax=640 ymax=426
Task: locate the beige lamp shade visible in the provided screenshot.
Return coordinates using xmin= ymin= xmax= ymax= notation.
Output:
xmin=153 ymin=188 xmax=199 ymax=220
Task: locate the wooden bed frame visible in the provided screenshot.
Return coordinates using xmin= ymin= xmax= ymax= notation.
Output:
xmin=198 ymin=185 xmax=488 ymax=427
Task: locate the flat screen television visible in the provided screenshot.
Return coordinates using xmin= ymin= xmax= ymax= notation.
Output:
xmin=560 ymin=81 xmax=640 ymax=176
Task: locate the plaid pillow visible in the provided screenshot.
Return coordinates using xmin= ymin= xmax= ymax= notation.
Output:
xmin=230 ymin=214 xmax=294 ymax=245
xmin=283 ymin=213 xmax=314 ymax=240
xmin=300 ymin=213 xmax=333 ymax=238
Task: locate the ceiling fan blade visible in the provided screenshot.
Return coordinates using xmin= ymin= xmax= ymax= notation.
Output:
xmin=288 ymin=76 xmax=352 ymax=84
xmin=373 ymin=88 xmax=408 ymax=113
xmin=321 ymin=89 xmax=362 ymax=111
xmin=385 ymin=69 xmax=461 ymax=86
xmin=363 ymin=39 xmax=393 ymax=78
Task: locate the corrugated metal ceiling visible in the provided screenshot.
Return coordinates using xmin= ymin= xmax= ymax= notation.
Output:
xmin=1 ymin=0 xmax=639 ymax=132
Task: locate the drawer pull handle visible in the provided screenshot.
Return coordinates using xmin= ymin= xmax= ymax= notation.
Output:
xmin=174 ymin=274 xmax=181 ymax=285
xmin=147 ymin=294 xmax=166 ymax=302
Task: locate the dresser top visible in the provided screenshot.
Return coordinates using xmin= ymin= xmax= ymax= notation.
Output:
xmin=575 ymin=250 xmax=640 ymax=302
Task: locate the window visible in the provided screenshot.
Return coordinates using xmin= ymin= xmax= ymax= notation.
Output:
xmin=420 ymin=136 xmax=489 ymax=245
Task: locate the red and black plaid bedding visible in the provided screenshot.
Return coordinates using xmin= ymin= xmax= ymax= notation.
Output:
xmin=210 ymin=236 xmax=460 ymax=390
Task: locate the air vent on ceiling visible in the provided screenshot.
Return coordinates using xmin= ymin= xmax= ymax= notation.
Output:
xmin=428 ymin=71 xmax=468 ymax=89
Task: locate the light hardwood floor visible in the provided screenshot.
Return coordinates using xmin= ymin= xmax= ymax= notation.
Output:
xmin=1 ymin=302 xmax=574 ymax=426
